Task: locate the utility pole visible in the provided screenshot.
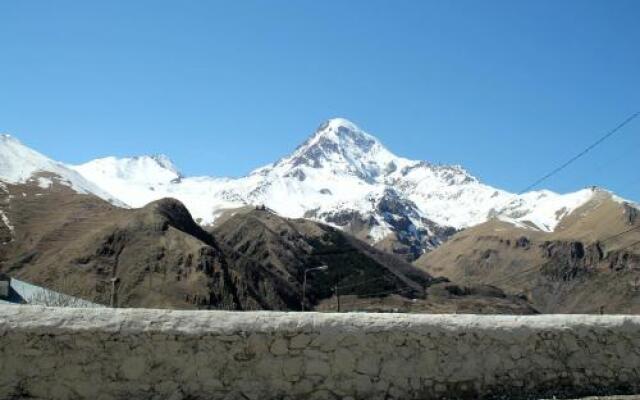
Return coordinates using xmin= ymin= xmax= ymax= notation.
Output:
xmin=110 ymin=277 xmax=120 ymax=308
xmin=301 ymin=272 xmax=306 ymax=311
xmin=334 ymin=282 xmax=341 ymax=312
xmin=301 ymin=265 xmax=329 ymax=311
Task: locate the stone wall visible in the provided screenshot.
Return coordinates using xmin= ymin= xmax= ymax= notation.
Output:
xmin=1 ymin=306 xmax=639 ymax=400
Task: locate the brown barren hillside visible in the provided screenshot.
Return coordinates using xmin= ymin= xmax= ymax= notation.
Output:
xmin=0 ymin=176 xmax=535 ymax=313
xmin=213 ymin=207 xmax=535 ymax=314
xmin=415 ymin=190 xmax=640 ymax=313
xmin=0 ymin=176 xmax=240 ymax=309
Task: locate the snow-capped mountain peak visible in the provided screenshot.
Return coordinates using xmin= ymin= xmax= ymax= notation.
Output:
xmin=0 ymin=134 xmax=123 ymax=204
xmin=302 ymin=117 xmax=382 ymax=155
xmin=72 ymin=154 xmax=182 ymax=188
xmin=0 ymin=133 xmax=58 ymax=183
xmin=267 ymin=118 xmax=408 ymax=183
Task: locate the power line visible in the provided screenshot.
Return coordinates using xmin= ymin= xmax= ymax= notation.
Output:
xmin=351 ymin=286 xmax=415 ymax=298
xmin=336 ymin=272 xmax=427 ymax=293
xmin=481 ymin=226 xmax=640 ymax=288
xmin=566 ymin=144 xmax=638 ymax=188
xmin=324 ymin=287 xmax=415 ymax=309
xmin=616 ymin=239 xmax=640 ymax=253
xmin=519 ymin=111 xmax=640 ymax=194
xmin=337 ymin=273 xmax=394 ymax=290
xmin=600 ymin=225 xmax=640 ymax=244
xmin=485 ymin=264 xmax=541 ymax=287
xmin=339 ymin=285 xmax=415 ymax=302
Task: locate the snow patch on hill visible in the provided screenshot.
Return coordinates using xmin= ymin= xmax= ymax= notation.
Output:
xmin=0 ymin=209 xmax=14 ymax=244
xmin=493 ymin=189 xmax=597 ymax=231
xmin=0 ymin=135 xmax=125 ymax=206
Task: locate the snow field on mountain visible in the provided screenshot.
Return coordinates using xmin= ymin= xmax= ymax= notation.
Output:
xmin=0 ymin=134 xmax=125 ymax=206
xmin=67 ymin=119 xmax=601 ymax=233
xmin=1 ymin=120 xmax=607 ymax=240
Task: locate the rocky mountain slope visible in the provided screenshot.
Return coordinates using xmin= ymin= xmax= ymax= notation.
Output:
xmin=0 ymin=176 xmax=533 ymax=312
xmin=212 ymin=208 xmax=534 ymax=313
xmin=0 ymin=178 xmax=237 ymax=309
xmin=416 ymin=190 xmax=640 ymax=313
xmin=67 ymin=118 xmax=602 ymax=261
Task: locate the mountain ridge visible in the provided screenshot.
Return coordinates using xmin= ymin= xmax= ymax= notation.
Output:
xmin=0 ymin=176 xmax=535 ymax=313
xmin=2 ymin=119 xmax=635 ymax=260
xmin=415 ymin=190 xmax=640 ymax=313
xmin=0 ymin=134 xmax=125 ymax=206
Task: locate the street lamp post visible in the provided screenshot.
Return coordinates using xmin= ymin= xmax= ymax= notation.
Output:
xmin=301 ymin=265 xmax=329 ymax=311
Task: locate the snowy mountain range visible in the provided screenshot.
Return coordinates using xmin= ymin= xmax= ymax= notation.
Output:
xmin=0 ymin=118 xmax=622 ymax=259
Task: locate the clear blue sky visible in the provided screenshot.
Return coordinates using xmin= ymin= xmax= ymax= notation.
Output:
xmin=1 ymin=1 xmax=639 ymax=200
